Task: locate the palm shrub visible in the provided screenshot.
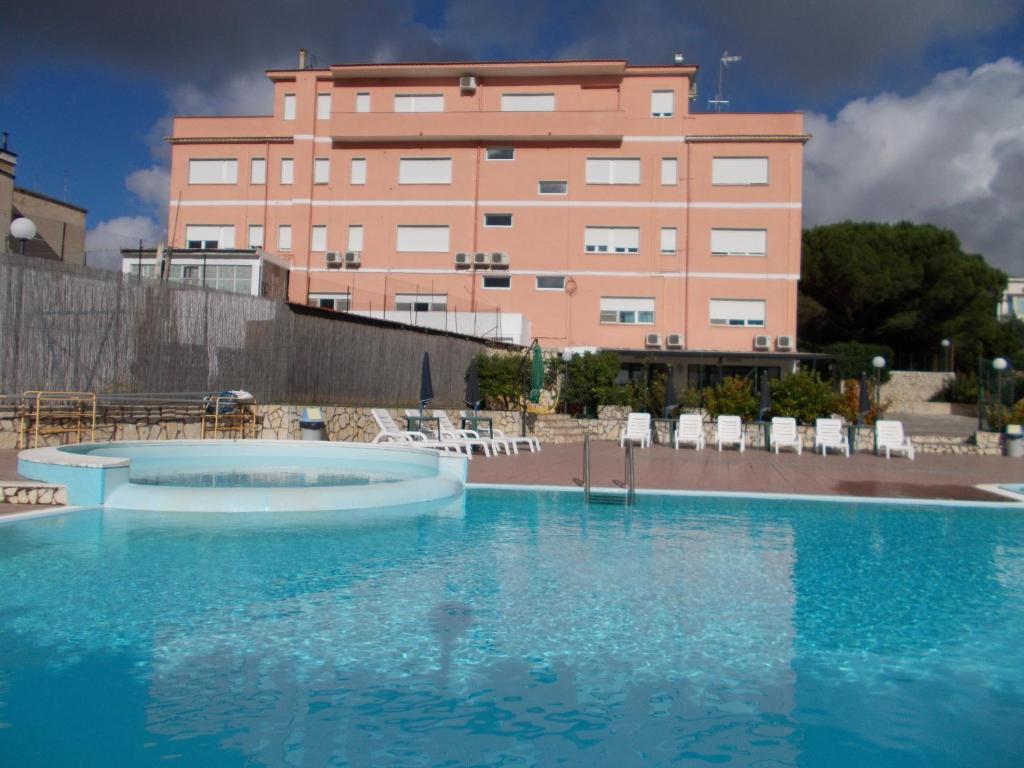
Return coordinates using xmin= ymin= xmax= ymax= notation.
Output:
xmin=769 ymin=371 xmax=843 ymax=425
xmin=704 ymin=376 xmax=757 ymax=420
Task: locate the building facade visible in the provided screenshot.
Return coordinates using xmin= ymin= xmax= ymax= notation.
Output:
xmin=165 ymin=58 xmax=806 ymax=357
xmin=999 ymin=277 xmax=1024 ymax=321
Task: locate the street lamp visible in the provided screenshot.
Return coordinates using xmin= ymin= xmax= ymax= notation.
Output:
xmin=561 ymin=349 xmax=574 ymax=414
xmin=941 ymin=339 xmax=950 ymax=372
xmin=872 ymin=356 xmax=886 ymax=416
xmin=993 ymin=357 xmax=1009 ymax=412
xmin=9 ymin=217 xmax=37 ymax=256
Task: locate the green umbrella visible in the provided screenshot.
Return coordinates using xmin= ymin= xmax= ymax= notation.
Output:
xmin=528 ymin=344 xmax=544 ymax=404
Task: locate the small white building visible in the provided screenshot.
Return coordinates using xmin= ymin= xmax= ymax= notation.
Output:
xmin=121 ymin=247 xmax=290 ymax=298
xmin=999 ymin=277 xmax=1024 ymax=321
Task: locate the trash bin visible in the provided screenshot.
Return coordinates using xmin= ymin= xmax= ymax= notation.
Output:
xmin=1006 ymin=424 xmax=1024 ymax=458
xmin=299 ymin=407 xmax=327 ymax=441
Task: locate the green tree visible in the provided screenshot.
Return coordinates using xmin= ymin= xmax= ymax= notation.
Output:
xmin=561 ymin=351 xmax=621 ymax=415
xmin=475 ymin=353 xmax=526 ymax=409
xmin=800 ymin=221 xmax=1019 ymax=371
xmin=704 ymin=376 xmax=757 ymax=420
xmin=769 ymin=371 xmax=842 ymax=424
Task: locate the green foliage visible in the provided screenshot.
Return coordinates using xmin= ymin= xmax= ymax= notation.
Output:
xmin=821 ymin=341 xmax=894 ymax=382
xmin=475 ymin=353 xmax=525 ymax=410
xmin=704 ymin=376 xmax=757 ymax=420
xmin=768 ymin=371 xmax=842 ymax=425
xmin=988 ymin=398 xmax=1024 ymax=432
xmin=561 ymin=351 xmax=622 ymax=415
xmin=800 ymin=221 xmax=1022 ymax=371
xmin=931 ymin=372 xmax=979 ymax=404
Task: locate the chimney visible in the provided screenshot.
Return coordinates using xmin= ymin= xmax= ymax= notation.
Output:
xmin=298 ymin=48 xmax=307 ymax=69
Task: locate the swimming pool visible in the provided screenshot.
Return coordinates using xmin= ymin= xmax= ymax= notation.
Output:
xmin=1 ymin=489 xmax=1022 ymax=766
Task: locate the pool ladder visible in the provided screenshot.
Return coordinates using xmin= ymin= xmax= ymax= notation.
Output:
xmin=583 ymin=433 xmax=636 ymax=507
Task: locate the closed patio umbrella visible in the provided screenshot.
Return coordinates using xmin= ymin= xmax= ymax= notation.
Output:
xmin=758 ymin=375 xmax=772 ymax=421
xmin=857 ymin=372 xmax=871 ymax=424
xmin=465 ymin=358 xmax=481 ymax=412
xmin=528 ymin=344 xmax=544 ymax=404
xmin=419 ymin=351 xmax=434 ymax=414
xmin=663 ymin=367 xmax=677 ymax=418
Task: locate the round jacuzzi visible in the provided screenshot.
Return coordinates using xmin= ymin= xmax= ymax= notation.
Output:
xmin=18 ymin=440 xmax=467 ymax=513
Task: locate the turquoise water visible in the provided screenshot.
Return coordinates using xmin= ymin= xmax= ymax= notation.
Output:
xmin=1 ymin=489 xmax=1022 ymax=766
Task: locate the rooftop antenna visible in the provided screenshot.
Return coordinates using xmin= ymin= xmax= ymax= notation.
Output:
xmin=708 ymin=51 xmax=742 ymax=112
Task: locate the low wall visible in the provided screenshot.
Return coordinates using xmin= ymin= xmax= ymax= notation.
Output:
xmin=880 ymin=371 xmax=953 ymax=412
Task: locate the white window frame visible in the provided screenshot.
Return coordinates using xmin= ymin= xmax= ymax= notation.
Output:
xmin=188 ymin=159 xmax=238 ymax=185
xmin=712 ymin=157 xmax=770 ymax=186
xmin=355 ymin=92 xmax=370 ymax=112
xmin=248 ymin=224 xmax=264 ymax=249
xmin=501 ymin=93 xmax=556 ymax=112
xmin=280 ymin=158 xmax=294 ymax=185
xmin=599 ymin=297 xmax=656 ymax=325
xmin=651 ymin=90 xmax=675 ymax=117
xmin=710 ymin=228 xmax=768 ymax=257
xmin=481 ymin=275 xmax=512 ymax=290
xmin=394 ymin=93 xmax=444 ymax=113
xmin=483 ymin=213 xmax=513 ymax=228
xmin=350 ymin=157 xmax=366 ymax=185
xmin=311 ymin=225 xmax=327 ymax=252
xmin=184 ymin=225 xmax=235 ymax=249
xmin=283 ymin=93 xmax=296 ymax=121
xmin=250 ymin=157 xmax=266 ymax=185
xmin=313 ymin=158 xmax=330 ymax=185
xmin=538 ymin=180 xmax=568 ymax=195
xmin=396 ymin=225 xmax=450 ymax=253
xmin=535 ymin=275 xmax=565 ymax=291
xmin=709 ymin=299 xmax=766 ymax=327
xmin=316 ymin=93 xmax=331 ymax=120
xmin=278 ymin=224 xmax=292 ymax=251
xmin=661 ymin=157 xmax=678 ymax=186
xmin=347 ymin=225 xmax=363 ymax=252
xmin=660 ymin=227 xmax=677 ymax=254
xmin=310 ymin=292 xmax=351 ymax=311
xmin=394 ymin=293 xmax=448 ymax=311
xmin=585 ymin=226 xmax=640 ymax=254
xmin=586 ymin=157 xmax=641 ymax=185
xmin=398 ymin=157 xmax=452 ymax=185
xmin=486 ymin=148 xmax=515 ymax=161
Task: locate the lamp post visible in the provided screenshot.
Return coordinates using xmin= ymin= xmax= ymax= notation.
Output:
xmin=561 ymin=349 xmax=574 ymax=414
xmin=872 ymin=356 xmax=886 ymax=417
xmin=9 ymin=217 xmax=37 ymax=256
xmin=993 ymin=357 xmax=1009 ymax=412
xmin=941 ymin=339 xmax=950 ymax=372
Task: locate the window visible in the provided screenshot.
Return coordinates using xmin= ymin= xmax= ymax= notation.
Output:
xmin=278 ymin=224 xmax=292 ymax=251
xmin=280 ymin=158 xmax=294 ymax=185
xmin=316 ymin=93 xmax=331 ymax=120
xmin=710 ymin=299 xmax=766 ymax=327
xmin=188 ymin=159 xmax=238 ymax=185
xmin=484 ymin=213 xmax=512 ymax=227
xmin=394 ymin=94 xmax=444 ymax=112
xmin=711 ymin=228 xmax=767 ymax=256
xmin=486 ymin=148 xmax=515 ymax=160
xmin=650 ymin=90 xmax=675 ymax=117
xmin=398 ymin=157 xmax=452 ymax=184
xmin=184 ymin=225 xmax=234 ymax=249
xmin=586 ymin=157 xmax=641 ymax=185
xmin=585 ymin=226 xmax=640 ymax=254
xmin=350 ymin=157 xmax=366 ymax=185
xmin=661 ymin=157 xmax=677 ymax=185
xmin=169 ymin=263 xmax=252 ymax=294
xmin=283 ymin=93 xmax=296 ymax=121
xmin=311 ymin=225 xmax=327 ymax=252
xmin=538 ymin=180 xmax=567 ymax=195
xmin=347 ymin=225 xmax=363 ymax=252
xmin=314 ymin=158 xmax=330 ymax=184
xmin=395 ymin=293 xmax=447 ymax=311
xmin=599 ymin=297 xmax=655 ymax=325
xmin=660 ymin=227 xmax=677 ymax=254
xmin=250 ymin=157 xmax=266 ymax=185
xmin=501 ymin=93 xmax=555 ymax=111
xmin=536 ymin=275 xmax=565 ymax=290
xmin=712 ymin=157 xmax=769 ymax=185
xmin=482 ymin=275 xmax=511 ymax=289
xmin=310 ymin=293 xmax=351 ymax=311
xmin=355 ymin=92 xmax=370 ymax=112
xmin=248 ymin=224 xmax=264 ymax=248
xmin=396 ymin=225 xmax=450 ymax=253
xmin=126 ymin=263 xmax=155 ymax=278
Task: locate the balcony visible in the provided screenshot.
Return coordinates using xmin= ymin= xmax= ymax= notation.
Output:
xmin=330 ymin=109 xmax=626 ymax=144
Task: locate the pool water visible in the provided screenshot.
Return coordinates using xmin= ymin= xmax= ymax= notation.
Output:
xmin=1 ymin=489 xmax=1022 ymax=766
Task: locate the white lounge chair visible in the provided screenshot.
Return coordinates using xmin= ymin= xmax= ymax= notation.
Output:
xmin=814 ymin=418 xmax=849 ymax=457
xmin=876 ymin=419 xmax=915 ymax=460
xmin=459 ymin=410 xmax=541 ymax=453
xmin=770 ymin=417 xmax=802 ymax=455
xmin=619 ymin=413 xmax=652 ymax=448
xmin=673 ymin=413 xmax=705 ymax=450
xmin=370 ymin=409 xmax=469 ymax=457
xmin=431 ymin=410 xmax=496 ymax=456
xmin=716 ymin=415 xmax=746 ymax=452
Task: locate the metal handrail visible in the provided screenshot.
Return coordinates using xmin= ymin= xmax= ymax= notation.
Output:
xmin=583 ymin=433 xmax=591 ymax=502
xmin=625 ymin=439 xmax=636 ymax=506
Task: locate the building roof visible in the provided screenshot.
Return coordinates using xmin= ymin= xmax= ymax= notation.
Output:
xmin=268 ymin=58 xmax=697 ymax=80
xmin=13 ymin=186 xmax=88 ymax=214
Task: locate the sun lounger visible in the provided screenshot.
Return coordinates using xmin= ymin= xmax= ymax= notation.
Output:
xmin=770 ymin=417 xmax=802 ymax=455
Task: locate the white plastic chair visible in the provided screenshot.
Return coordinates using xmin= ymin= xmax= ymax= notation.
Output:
xmin=814 ymin=418 xmax=850 ymax=457
xmin=875 ymin=420 xmax=915 ymax=460
xmin=459 ymin=410 xmax=540 ymax=453
xmin=431 ymin=410 xmax=493 ymax=456
xmin=673 ymin=413 xmax=705 ymax=450
xmin=770 ymin=417 xmax=802 ymax=455
xmin=619 ymin=413 xmax=652 ymax=448
xmin=716 ymin=415 xmax=746 ymax=452
xmin=370 ymin=409 xmax=469 ymax=457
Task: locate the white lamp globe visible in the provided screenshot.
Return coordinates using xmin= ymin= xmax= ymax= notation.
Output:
xmin=10 ymin=217 xmax=37 ymax=241
xmin=562 ymin=350 xmax=574 ymax=363
xmin=993 ymin=357 xmax=1009 ymax=371
xmin=871 ymin=356 xmax=886 ymax=369
xmin=941 ymin=339 xmax=950 ymax=348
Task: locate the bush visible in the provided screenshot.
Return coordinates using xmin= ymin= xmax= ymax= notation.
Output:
xmin=476 ymin=353 xmax=526 ymax=410
xmin=561 ymin=351 xmax=622 ymax=416
xmin=769 ymin=371 xmax=842 ymax=425
xmin=704 ymin=376 xmax=757 ymax=420
xmin=931 ymin=373 xmax=979 ymax=404
xmin=988 ymin=397 xmax=1024 ymax=432
xmin=822 ymin=341 xmax=894 ymax=382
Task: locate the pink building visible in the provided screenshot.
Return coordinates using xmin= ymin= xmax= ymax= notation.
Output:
xmin=160 ymin=56 xmax=809 ymax=379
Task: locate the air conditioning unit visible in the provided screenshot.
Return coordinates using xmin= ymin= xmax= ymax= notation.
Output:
xmin=776 ymin=335 xmax=795 ymax=351
xmin=325 ymin=251 xmax=342 ymax=268
xmin=490 ymin=252 xmax=509 ymax=268
xmin=343 ymin=251 xmax=361 ymax=268
xmin=455 ymin=252 xmax=470 ymax=268
xmin=666 ymin=333 xmax=684 ymax=349
xmin=460 ymin=75 xmax=478 ymax=91
xmin=645 ymin=333 xmax=662 ymax=348
xmin=473 ymin=252 xmax=489 ymax=269
xmin=753 ymin=335 xmax=772 ymax=351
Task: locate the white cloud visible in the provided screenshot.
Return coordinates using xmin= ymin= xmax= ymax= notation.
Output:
xmin=805 ymin=57 xmax=1024 ymax=274
xmin=85 ymin=216 xmax=163 ymax=270
xmin=126 ymin=165 xmax=170 ymax=209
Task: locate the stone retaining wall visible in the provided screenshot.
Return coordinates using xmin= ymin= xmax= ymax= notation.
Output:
xmin=880 ymin=371 xmax=953 ymax=412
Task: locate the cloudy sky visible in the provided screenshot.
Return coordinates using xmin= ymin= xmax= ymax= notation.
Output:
xmin=1 ymin=0 xmax=1022 ymax=273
